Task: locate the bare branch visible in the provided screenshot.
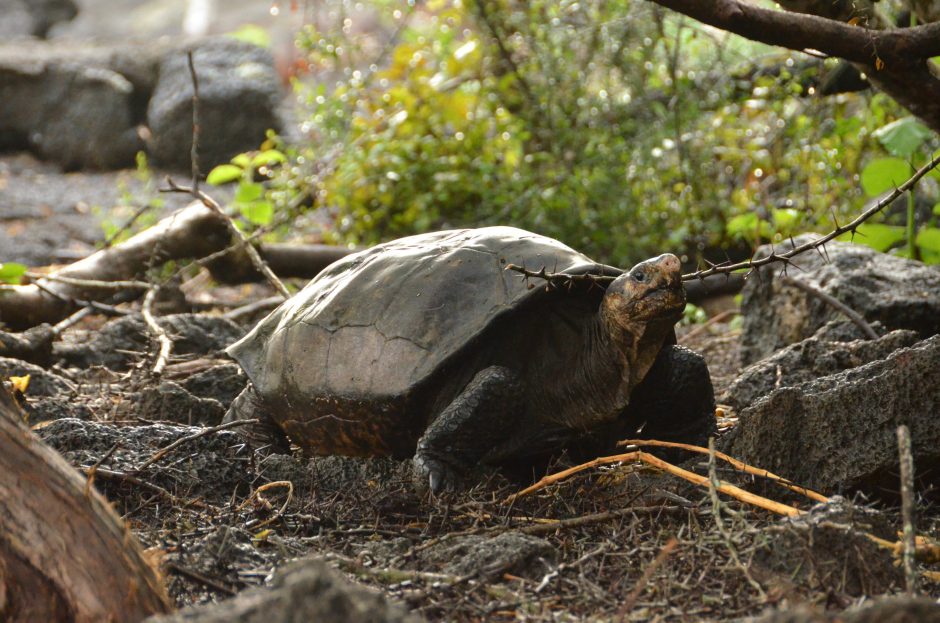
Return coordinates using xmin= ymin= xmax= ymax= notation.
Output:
xmin=647 ymin=0 xmax=940 ymax=66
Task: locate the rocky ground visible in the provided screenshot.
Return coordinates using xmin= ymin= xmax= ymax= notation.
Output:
xmin=2 ymin=2 xmax=940 ymax=621
xmin=3 ymin=239 xmax=940 ymax=621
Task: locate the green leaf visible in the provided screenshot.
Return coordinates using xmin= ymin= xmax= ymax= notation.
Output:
xmin=872 ymin=117 xmax=934 ymax=158
xmin=838 ymin=223 xmax=906 ymax=252
xmin=726 ymin=213 xmax=758 ymax=239
xmin=228 ymin=24 xmax=271 ymax=49
xmin=933 ymin=203 xmax=940 ymax=216
xmin=916 ymin=227 xmax=940 ymax=263
xmin=251 ymin=149 xmax=287 ymax=167
xmin=231 ymin=153 xmax=252 ymax=168
xmin=207 ymin=164 xmax=244 ymax=185
xmin=0 ymin=262 xmax=27 ymax=285
xmin=235 ymin=182 xmax=264 ymax=203
xmin=860 ymin=157 xmax=913 ymax=197
xmin=771 ymin=208 xmax=801 ymax=233
xmin=240 ymin=201 xmax=274 ymax=225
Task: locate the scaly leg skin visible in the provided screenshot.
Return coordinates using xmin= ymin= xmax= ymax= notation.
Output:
xmin=626 ymin=344 xmax=717 ymax=460
xmin=414 ymin=366 xmax=524 ymax=494
xmin=224 ymin=384 xmax=292 ymax=453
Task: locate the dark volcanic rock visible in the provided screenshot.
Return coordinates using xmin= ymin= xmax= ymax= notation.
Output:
xmin=722 ymin=325 xmax=918 ymax=410
xmin=37 ymin=418 xmax=253 ymax=501
xmin=740 ymin=235 xmax=940 ymax=365
xmin=147 ymin=37 xmax=282 ymax=169
xmin=0 ymin=44 xmax=143 ymax=169
xmin=420 ymin=532 xmax=556 ymax=580
xmin=723 ymin=335 xmax=940 ymax=498
xmin=145 ymin=557 xmax=422 ymax=623
xmin=135 ymin=381 xmax=227 ymax=426
xmin=753 ymin=500 xmax=904 ymax=598
xmin=178 ymin=362 xmax=246 ymax=407
xmin=0 ymin=356 xmax=74 ymax=396
xmin=743 ymin=596 xmax=940 ymax=622
xmin=57 ymin=314 xmax=245 ymax=370
xmin=0 ymin=0 xmax=77 ymax=39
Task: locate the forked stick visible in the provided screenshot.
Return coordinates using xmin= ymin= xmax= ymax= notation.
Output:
xmin=618 ymin=439 xmax=830 ymax=503
xmin=506 ymin=449 xmax=803 ymax=517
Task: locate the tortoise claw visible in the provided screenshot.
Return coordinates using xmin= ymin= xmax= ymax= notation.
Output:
xmin=413 ymin=454 xmax=461 ymax=495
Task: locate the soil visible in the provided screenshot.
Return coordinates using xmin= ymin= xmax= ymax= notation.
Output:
xmin=6 ymin=310 xmax=938 ymax=622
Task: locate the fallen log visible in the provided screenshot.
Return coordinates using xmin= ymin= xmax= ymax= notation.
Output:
xmin=0 ymin=385 xmax=170 ymax=622
xmin=0 ymin=202 xmax=355 ymax=330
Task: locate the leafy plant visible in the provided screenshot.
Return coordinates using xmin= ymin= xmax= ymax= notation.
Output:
xmin=0 ymin=262 xmax=26 ymax=285
xmin=207 ymin=142 xmax=287 ymax=228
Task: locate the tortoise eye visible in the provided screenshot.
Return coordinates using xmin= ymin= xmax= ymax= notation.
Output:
xmin=631 ymin=270 xmax=646 ymax=283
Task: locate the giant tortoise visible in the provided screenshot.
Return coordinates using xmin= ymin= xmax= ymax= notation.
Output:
xmin=225 ymin=227 xmax=715 ymax=491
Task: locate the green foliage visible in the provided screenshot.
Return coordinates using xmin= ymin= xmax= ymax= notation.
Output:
xmin=244 ymin=1 xmax=939 ymax=267
xmin=860 ymin=158 xmax=912 ymax=196
xmin=228 ymin=24 xmax=272 ymax=48
xmin=98 ymin=152 xmax=164 ymax=246
xmin=207 ymin=143 xmax=286 ymax=227
xmin=0 ymin=262 xmax=26 ymax=285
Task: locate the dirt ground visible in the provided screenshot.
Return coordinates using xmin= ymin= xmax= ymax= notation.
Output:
xmin=8 ymin=304 xmax=937 ymax=622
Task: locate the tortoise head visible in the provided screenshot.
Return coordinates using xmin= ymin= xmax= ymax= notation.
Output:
xmin=601 ymin=253 xmax=686 ymax=333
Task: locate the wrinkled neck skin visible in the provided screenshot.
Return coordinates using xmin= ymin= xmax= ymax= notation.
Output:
xmin=545 ymin=311 xmax=673 ymax=431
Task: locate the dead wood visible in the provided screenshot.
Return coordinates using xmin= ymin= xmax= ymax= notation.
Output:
xmin=0 ymin=385 xmax=170 ymax=622
xmin=0 ymin=201 xmax=355 ymax=331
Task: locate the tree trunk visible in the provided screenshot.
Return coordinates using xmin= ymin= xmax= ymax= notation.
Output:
xmin=0 ymin=387 xmax=171 ymax=622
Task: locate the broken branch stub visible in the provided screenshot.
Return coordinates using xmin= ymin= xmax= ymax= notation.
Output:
xmin=0 ymin=386 xmax=170 ymax=622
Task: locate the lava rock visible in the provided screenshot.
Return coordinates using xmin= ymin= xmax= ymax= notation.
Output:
xmin=723 ymin=335 xmax=940 ymax=498
xmin=742 ymin=596 xmax=940 ymax=622
xmin=0 ymin=45 xmax=142 ymax=169
xmin=145 ymin=557 xmax=422 ymax=623
xmin=752 ymin=501 xmax=904 ymax=598
xmin=420 ymin=532 xmax=556 ymax=580
xmin=740 ymin=235 xmax=940 ymax=365
xmin=0 ymin=0 xmax=77 ymax=39
xmin=135 ymin=381 xmax=227 ymax=426
xmin=57 ymin=314 xmax=245 ymax=370
xmin=722 ymin=325 xmax=918 ymax=410
xmin=178 ymin=362 xmax=246 ymax=407
xmin=147 ymin=37 xmax=282 ymax=169
xmin=37 ymin=418 xmax=252 ymax=501
xmin=0 ymin=356 xmax=75 ymax=396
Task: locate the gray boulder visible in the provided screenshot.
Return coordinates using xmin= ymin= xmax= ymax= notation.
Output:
xmin=145 ymin=557 xmax=422 ymax=623
xmin=0 ymin=0 xmax=77 ymax=39
xmin=722 ymin=323 xmax=919 ymax=410
xmin=740 ymin=235 xmax=940 ymax=365
xmin=723 ymin=335 xmax=940 ymax=498
xmin=0 ymin=43 xmax=142 ymax=169
xmin=752 ymin=498 xmax=903 ymax=599
xmin=147 ymin=37 xmax=283 ymax=169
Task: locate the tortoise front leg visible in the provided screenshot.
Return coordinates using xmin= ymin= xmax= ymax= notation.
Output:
xmin=628 ymin=344 xmax=717 ymax=454
xmin=414 ymin=365 xmax=524 ymax=493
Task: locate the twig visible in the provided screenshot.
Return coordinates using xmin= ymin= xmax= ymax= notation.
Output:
xmin=679 ymin=308 xmax=740 ymax=343
xmin=616 ymin=537 xmax=678 ymax=621
xmin=161 ymin=179 xmax=290 ymax=299
xmin=133 ymin=418 xmax=259 ymax=472
xmin=707 ymin=439 xmax=766 ymax=599
xmin=897 ymin=424 xmax=917 ymax=595
xmin=166 ymin=562 xmax=236 ymax=596
xmin=236 ymin=480 xmax=294 ymax=530
xmin=781 ymin=276 xmax=878 ymax=339
xmin=26 ymin=272 xmax=150 ymax=291
xmin=618 ymin=439 xmax=829 ymax=503
xmin=222 ymin=295 xmax=283 ymax=321
xmin=507 ymin=449 xmax=804 ymax=516
xmin=187 ymin=50 xmax=201 ymax=195
xmin=141 ymin=286 xmax=173 ymax=376
xmin=506 ymin=151 xmax=940 ymax=289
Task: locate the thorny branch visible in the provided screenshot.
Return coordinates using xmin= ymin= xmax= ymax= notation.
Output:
xmin=506 ymin=150 xmax=940 ymax=288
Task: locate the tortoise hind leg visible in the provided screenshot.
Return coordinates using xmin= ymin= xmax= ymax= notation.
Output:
xmin=414 ymin=366 xmax=524 ymax=493
xmin=224 ymin=385 xmax=292 ymax=453
xmin=627 ymin=344 xmax=716 ymax=455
